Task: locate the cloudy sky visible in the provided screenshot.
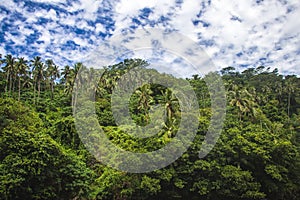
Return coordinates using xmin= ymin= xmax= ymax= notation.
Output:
xmin=0 ymin=0 xmax=299 ymax=76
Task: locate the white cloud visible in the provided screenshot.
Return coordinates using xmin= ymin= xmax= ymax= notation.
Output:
xmin=60 ymin=15 xmax=76 ymax=26
xmin=4 ymin=33 xmax=26 ymax=46
xmin=0 ymin=0 xmax=300 ymax=76
xmin=0 ymin=0 xmax=17 ymax=10
xmin=171 ymin=0 xmax=202 ymax=40
xmin=73 ymin=37 xmax=88 ymax=46
xmin=115 ymin=0 xmax=158 ymax=15
xmin=30 ymin=0 xmax=67 ymax=4
xmin=18 ymin=26 xmax=35 ymax=36
xmin=95 ymin=23 xmax=106 ymax=33
xmin=38 ymin=29 xmax=51 ymax=46
xmin=75 ymin=20 xmax=93 ymax=31
xmin=43 ymin=8 xmax=58 ymax=20
xmin=190 ymin=0 xmax=300 ymax=75
xmin=73 ymin=0 xmax=103 ymax=21
xmin=0 ymin=46 xmax=7 ymax=57
xmin=113 ymin=0 xmax=177 ymax=34
xmin=282 ymin=6 xmax=300 ymax=38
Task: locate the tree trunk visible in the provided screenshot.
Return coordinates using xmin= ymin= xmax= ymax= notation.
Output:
xmin=9 ymin=74 xmax=12 ymax=96
xmin=12 ymin=75 xmax=15 ymax=94
xmin=38 ymin=80 xmax=41 ymax=102
xmin=287 ymin=92 xmax=291 ymax=118
xmin=51 ymin=80 xmax=54 ymax=99
xmin=5 ymin=72 xmax=9 ymax=94
xmin=73 ymin=89 xmax=78 ymax=109
xmin=18 ymin=77 xmax=21 ymax=101
xmin=33 ymin=81 xmax=36 ymax=104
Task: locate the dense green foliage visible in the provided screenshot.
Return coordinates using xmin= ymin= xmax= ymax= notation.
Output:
xmin=0 ymin=54 xmax=299 ymax=199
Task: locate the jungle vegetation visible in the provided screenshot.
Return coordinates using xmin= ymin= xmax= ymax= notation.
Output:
xmin=0 ymin=54 xmax=299 ymax=200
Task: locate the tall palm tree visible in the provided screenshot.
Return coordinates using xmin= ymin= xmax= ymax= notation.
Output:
xmin=51 ymin=65 xmax=60 ymax=98
xmin=15 ymin=57 xmax=28 ymax=101
xmin=46 ymin=59 xmax=60 ymax=99
xmin=98 ymin=69 xmax=114 ymax=95
xmin=86 ymin=67 xmax=100 ymax=94
xmin=64 ymin=63 xmax=83 ymax=94
xmin=285 ymin=76 xmax=297 ymax=118
xmin=31 ymin=56 xmax=45 ymax=103
xmin=45 ymin=59 xmax=54 ymax=91
xmin=22 ymin=72 xmax=33 ymax=90
xmin=64 ymin=72 xmax=74 ymax=96
xmin=69 ymin=62 xmax=83 ymax=107
xmin=158 ymin=88 xmax=179 ymax=125
xmin=229 ymin=86 xmax=256 ymax=121
xmin=61 ymin=65 xmax=71 ymax=85
xmin=3 ymin=54 xmax=15 ymax=96
xmin=135 ymin=84 xmax=154 ymax=123
xmin=274 ymin=80 xmax=284 ymax=104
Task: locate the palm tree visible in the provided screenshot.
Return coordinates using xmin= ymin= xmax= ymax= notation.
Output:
xmin=274 ymin=80 xmax=284 ymax=104
xmin=46 ymin=59 xmax=60 ymax=99
xmin=86 ymin=67 xmax=100 ymax=94
xmin=31 ymin=56 xmax=45 ymax=103
xmin=51 ymin=65 xmax=60 ymax=98
xmin=285 ymin=76 xmax=297 ymax=118
xmin=69 ymin=62 xmax=83 ymax=107
xmin=158 ymin=88 xmax=179 ymax=125
xmin=61 ymin=65 xmax=71 ymax=84
xmin=22 ymin=72 xmax=33 ymax=90
xmin=229 ymin=85 xmax=256 ymax=121
xmin=15 ymin=57 xmax=28 ymax=101
xmin=45 ymin=59 xmax=54 ymax=91
xmin=135 ymin=84 xmax=154 ymax=123
xmin=3 ymin=54 xmax=15 ymax=96
xmin=64 ymin=74 xmax=74 ymax=96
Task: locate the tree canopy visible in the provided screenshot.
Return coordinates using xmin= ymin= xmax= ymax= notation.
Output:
xmin=0 ymin=55 xmax=299 ymax=199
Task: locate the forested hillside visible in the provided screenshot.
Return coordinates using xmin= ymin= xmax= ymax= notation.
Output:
xmin=0 ymin=54 xmax=299 ymax=200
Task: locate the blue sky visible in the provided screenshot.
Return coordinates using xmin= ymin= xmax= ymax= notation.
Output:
xmin=0 ymin=0 xmax=299 ymax=76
